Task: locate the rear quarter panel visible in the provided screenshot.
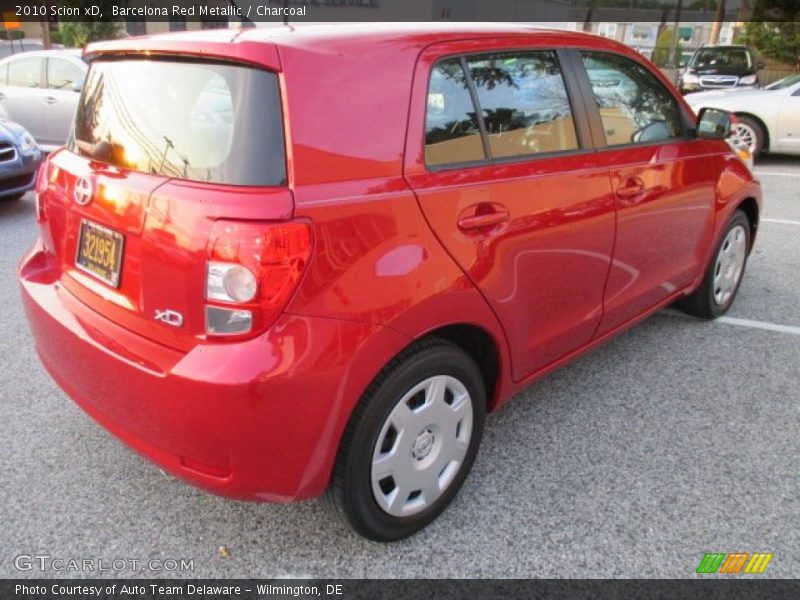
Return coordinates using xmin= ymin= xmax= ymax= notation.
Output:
xmin=277 ymin=39 xmax=512 ymax=406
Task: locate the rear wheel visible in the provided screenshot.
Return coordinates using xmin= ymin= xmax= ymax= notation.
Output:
xmin=325 ymin=340 xmax=485 ymax=541
xmin=731 ymin=115 xmax=766 ymax=157
xmin=675 ymin=210 xmax=750 ymax=319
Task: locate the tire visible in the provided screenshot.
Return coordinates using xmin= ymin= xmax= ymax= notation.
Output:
xmin=675 ymin=209 xmax=751 ymax=319
xmin=325 ymin=339 xmax=486 ymax=542
xmin=732 ymin=115 xmax=766 ymax=157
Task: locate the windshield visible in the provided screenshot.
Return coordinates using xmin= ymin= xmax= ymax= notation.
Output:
xmin=690 ymin=48 xmax=752 ymax=70
xmin=766 ymin=74 xmax=800 ymax=90
xmin=71 ymin=58 xmax=286 ymax=186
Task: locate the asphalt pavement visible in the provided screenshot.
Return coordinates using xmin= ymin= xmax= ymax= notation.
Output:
xmin=1 ymin=156 xmax=798 ymax=578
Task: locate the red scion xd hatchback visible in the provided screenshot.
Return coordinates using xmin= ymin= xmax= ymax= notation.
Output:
xmin=20 ymin=24 xmax=761 ymax=541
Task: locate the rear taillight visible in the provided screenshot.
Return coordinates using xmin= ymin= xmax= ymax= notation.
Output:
xmin=205 ymin=220 xmax=312 ymax=338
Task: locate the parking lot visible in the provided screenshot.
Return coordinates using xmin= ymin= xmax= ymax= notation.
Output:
xmin=1 ymin=156 xmax=798 ymax=579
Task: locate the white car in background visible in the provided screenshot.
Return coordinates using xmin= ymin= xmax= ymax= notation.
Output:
xmin=0 ymin=50 xmax=87 ymax=152
xmin=685 ymin=74 xmax=800 ymax=157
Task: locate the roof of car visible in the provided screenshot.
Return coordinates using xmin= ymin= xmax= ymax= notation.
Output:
xmin=86 ymin=23 xmax=617 ymax=65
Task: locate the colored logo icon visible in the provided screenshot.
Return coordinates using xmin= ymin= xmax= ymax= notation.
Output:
xmin=696 ymin=552 xmax=773 ymax=574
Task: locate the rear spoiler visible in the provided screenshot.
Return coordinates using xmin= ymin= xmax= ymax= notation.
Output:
xmin=84 ymin=38 xmax=281 ymax=72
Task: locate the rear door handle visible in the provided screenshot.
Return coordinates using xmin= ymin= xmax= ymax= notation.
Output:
xmin=457 ymin=204 xmax=510 ymax=232
xmin=43 ymin=96 xmax=57 ymax=105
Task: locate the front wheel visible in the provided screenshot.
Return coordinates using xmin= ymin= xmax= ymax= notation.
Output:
xmin=325 ymin=340 xmax=486 ymax=541
xmin=675 ymin=209 xmax=751 ymax=319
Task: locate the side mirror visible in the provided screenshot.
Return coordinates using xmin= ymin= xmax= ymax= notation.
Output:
xmin=757 ymin=61 xmax=766 ymax=70
xmin=696 ymin=107 xmax=732 ymax=140
xmin=679 ymin=61 xmax=686 ymax=68
xmin=72 ymin=78 xmax=84 ymax=93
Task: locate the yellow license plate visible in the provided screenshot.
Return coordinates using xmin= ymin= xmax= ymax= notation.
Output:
xmin=75 ymin=220 xmax=124 ymax=288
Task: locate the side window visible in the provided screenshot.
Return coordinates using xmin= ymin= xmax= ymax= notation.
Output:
xmin=466 ymin=52 xmax=578 ymax=158
xmin=47 ymin=58 xmax=84 ymax=90
xmin=581 ymin=51 xmax=683 ymax=146
xmin=8 ymin=57 xmax=43 ymax=88
xmin=425 ymin=59 xmax=485 ymax=167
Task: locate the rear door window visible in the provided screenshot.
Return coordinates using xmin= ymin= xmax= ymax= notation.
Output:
xmin=465 ymin=52 xmax=578 ymax=159
xmin=424 ymin=50 xmax=580 ymax=168
xmin=71 ymin=58 xmax=286 ymax=186
xmin=425 ymin=58 xmax=486 ymax=167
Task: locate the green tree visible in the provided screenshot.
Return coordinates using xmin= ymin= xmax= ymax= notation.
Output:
xmin=743 ymin=21 xmax=800 ymax=70
xmin=653 ymin=27 xmax=681 ymax=67
xmin=55 ymin=1 xmax=122 ymax=48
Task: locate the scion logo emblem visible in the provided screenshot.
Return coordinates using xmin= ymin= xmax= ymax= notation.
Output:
xmin=73 ymin=177 xmax=93 ymax=206
xmin=154 ymin=309 xmax=184 ymax=328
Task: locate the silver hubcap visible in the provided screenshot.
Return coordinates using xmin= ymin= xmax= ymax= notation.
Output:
xmin=731 ymin=123 xmax=756 ymax=153
xmin=371 ymin=375 xmax=473 ymax=517
xmin=713 ymin=225 xmax=747 ymax=306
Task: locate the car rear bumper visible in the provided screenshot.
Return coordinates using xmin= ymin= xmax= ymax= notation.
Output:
xmin=19 ymin=241 xmax=401 ymax=502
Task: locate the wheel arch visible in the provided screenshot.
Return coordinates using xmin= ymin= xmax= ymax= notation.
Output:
xmin=418 ymin=323 xmax=501 ymax=412
xmin=736 ymin=196 xmax=760 ymax=252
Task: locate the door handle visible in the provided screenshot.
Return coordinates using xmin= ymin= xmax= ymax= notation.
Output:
xmin=43 ymin=96 xmax=57 ymax=105
xmin=616 ymin=178 xmax=645 ymax=199
xmin=457 ymin=204 xmax=510 ymax=232
xmin=0 ymin=92 xmax=5 ymax=100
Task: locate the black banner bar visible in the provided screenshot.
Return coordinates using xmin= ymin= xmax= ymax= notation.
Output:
xmin=0 ymin=0 xmax=796 ymax=23
xmin=3 ymin=579 xmax=800 ymax=600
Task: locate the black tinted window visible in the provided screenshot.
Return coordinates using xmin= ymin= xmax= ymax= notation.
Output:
xmin=466 ymin=52 xmax=578 ymax=158
xmin=8 ymin=57 xmax=42 ymax=88
xmin=71 ymin=59 xmax=286 ymax=186
xmin=425 ymin=59 xmax=485 ymax=167
xmin=581 ymin=52 xmax=682 ymax=147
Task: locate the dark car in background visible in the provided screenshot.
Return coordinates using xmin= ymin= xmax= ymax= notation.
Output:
xmin=679 ymin=45 xmax=764 ymax=94
xmin=0 ymin=119 xmax=41 ymax=200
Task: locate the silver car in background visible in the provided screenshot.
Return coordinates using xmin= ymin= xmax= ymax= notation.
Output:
xmin=685 ymin=74 xmax=800 ymax=158
xmin=0 ymin=50 xmax=87 ymax=152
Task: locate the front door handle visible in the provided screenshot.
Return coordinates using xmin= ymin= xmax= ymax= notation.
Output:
xmin=616 ymin=178 xmax=645 ymax=199
xmin=0 ymin=92 xmax=5 ymax=100
xmin=457 ymin=203 xmax=510 ymax=232
xmin=43 ymin=96 xmax=57 ymax=105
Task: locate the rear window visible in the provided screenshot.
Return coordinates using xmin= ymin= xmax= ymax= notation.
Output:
xmin=71 ymin=58 xmax=286 ymax=186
